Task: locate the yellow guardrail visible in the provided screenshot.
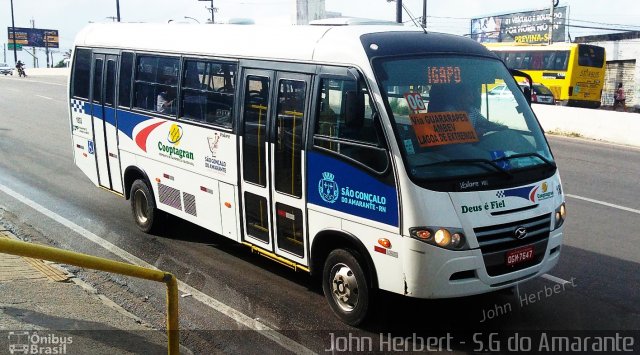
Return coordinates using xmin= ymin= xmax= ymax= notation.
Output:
xmin=0 ymin=238 xmax=179 ymax=355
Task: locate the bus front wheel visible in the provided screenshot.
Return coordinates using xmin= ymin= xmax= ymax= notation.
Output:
xmin=130 ymin=179 xmax=162 ymax=233
xmin=322 ymin=249 xmax=371 ymax=326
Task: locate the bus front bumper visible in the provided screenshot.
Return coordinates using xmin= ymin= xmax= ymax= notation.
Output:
xmin=401 ymin=230 xmax=564 ymax=299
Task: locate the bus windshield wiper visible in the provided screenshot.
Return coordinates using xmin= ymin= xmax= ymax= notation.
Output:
xmin=415 ymin=159 xmax=513 ymax=177
xmin=492 ymin=152 xmax=557 ymax=170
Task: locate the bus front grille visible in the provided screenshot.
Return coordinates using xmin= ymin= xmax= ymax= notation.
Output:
xmin=474 ymin=214 xmax=551 ymax=276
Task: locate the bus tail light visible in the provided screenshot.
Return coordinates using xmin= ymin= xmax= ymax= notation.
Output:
xmin=568 ymin=86 xmax=574 ymax=96
xmin=410 ymin=227 xmax=467 ymax=250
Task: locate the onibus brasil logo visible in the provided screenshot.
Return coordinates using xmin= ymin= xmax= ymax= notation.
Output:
xmin=319 ymin=172 xmax=339 ymax=203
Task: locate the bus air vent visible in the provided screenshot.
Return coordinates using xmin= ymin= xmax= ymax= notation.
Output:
xmin=183 ymin=192 xmax=197 ymax=217
xmin=158 ymin=183 xmax=182 ymax=210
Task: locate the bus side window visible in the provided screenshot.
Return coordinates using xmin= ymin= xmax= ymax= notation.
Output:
xmin=180 ymin=59 xmax=236 ymax=128
xmin=313 ymin=78 xmax=388 ymax=172
xmin=118 ymin=52 xmax=134 ymax=108
xmin=133 ymin=55 xmax=179 ymax=116
xmin=71 ymin=48 xmax=92 ymax=99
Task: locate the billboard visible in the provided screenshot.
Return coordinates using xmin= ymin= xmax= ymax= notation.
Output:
xmin=471 ymin=7 xmax=566 ymax=44
xmin=7 ymin=27 xmax=59 ymax=48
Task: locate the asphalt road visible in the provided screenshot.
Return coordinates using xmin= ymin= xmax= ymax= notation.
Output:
xmin=0 ymin=75 xmax=638 ymax=353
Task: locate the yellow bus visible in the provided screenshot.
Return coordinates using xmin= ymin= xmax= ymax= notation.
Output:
xmin=485 ymin=42 xmax=606 ymax=108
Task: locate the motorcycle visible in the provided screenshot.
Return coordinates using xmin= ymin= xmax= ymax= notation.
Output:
xmin=17 ymin=66 xmax=27 ymax=77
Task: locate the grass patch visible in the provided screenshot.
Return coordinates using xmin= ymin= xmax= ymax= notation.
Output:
xmin=545 ymin=129 xmax=583 ymax=138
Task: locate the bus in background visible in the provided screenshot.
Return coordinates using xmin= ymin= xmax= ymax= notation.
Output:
xmin=485 ymin=42 xmax=606 ymax=108
xmin=69 ymin=23 xmax=566 ymax=325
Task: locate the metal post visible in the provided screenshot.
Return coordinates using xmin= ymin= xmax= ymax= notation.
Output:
xmin=10 ymin=0 xmax=17 ymax=64
xmin=422 ymin=0 xmax=427 ymax=29
xmin=396 ymin=0 xmax=402 ymax=23
xmin=116 ymin=0 xmax=121 ymax=22
xmin=166 ymin=275 xmax=179 ymax=355
xmin=45 ymin=34 xmax=49 ymax=68
xmin=31 ymin=19 xmax=36 ymax=68
xmin=548 ymin=0 xmax=554 ymax=44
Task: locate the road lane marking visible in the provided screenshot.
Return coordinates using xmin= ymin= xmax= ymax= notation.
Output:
xmin=0 ymin=77 xmax=66 ymax=86
xmin=566 ymin=194 xmax=640 ymax=215
xmin=36 ymin=95 xmax=54 ymax=101
xmin=0 ymin=182 xmax=316 ymax=355
xmin=541 ymin=274 xmax=571 ymax=285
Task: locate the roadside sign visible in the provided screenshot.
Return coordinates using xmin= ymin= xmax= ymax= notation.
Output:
xmin=7 ymin=27 xmax=59 ymax=48
xmin=7 ymin=43 xmax=22 ymax=51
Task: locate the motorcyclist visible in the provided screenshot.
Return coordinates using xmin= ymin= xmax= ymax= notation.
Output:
xmin=16 ymin=60 xmax=26 ymax=77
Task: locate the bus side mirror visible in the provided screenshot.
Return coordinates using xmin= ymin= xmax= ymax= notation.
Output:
xmin=345 ymin=91 xmax=364 ymax=128
xmin=522 ymin=86 xmax=532 ymax=106
xmin=509 ymin=68 xmax=533 ymax=107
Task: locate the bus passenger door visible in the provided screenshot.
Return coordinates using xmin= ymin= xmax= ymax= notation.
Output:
xmin=91 ymin=53 xmax=123 ymax=194
xmin=240 ymin=70 xmax=275 ymax=250
xmin=270 ymin=73 xmax=310 ymax=265
xmin=239 ymin=69 xmax=310 ymax=265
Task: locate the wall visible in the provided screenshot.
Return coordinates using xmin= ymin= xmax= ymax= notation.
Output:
xmin=584 ymin=38 xmax=640 ymax=109
xmin=533 ymin=103 xmax=639 ymax=147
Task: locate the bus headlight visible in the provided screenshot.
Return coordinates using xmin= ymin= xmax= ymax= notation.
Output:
xmin=410 ymin=227 xmax=467 ymax=250
xmin=554 ymin=202 xmax=566 ymax=230
xmin=434 ymin=229 xmax=451 ymax=247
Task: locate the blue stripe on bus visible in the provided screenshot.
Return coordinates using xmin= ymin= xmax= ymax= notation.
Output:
xmin=307 ymin=151 xmax=399 ymax=227
xmin=72 ymin=100 xmax=153 ymax=139
xmin=90 ymin=103 xmax=103 ymax=120
xmin=104 ymin=106 xmax=116 ymax=126
xmin=116 ymin=110 xmax=151 ymax=139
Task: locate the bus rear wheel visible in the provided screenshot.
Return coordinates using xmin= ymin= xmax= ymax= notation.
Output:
xmin=130 ymin=179 xmax=162 ymax=233
xmin=322 ymin=249 xmax=370 ymax=326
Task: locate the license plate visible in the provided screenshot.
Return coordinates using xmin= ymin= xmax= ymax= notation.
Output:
xmin=506 ymin=245 xmax=534 ymax=266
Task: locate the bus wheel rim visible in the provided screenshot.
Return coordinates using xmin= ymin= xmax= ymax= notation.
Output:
xmin=134 ymin=189 xmax=149 ymax=224
xmin=330 ymin=263 xmax=359 ymax=312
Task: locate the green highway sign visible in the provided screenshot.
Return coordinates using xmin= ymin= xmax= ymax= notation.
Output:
xmin=8 ymin=43 xmax=23 ymax=51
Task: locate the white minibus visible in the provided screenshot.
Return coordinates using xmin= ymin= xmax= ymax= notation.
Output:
xmin=69 ymin=22 xmax=566 ymax=325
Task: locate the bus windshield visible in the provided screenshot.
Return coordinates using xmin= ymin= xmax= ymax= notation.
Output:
xmin=373 ymin=55 xmax=555 ymax=183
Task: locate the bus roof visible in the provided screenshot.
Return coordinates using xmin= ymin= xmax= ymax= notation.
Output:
xmin=73 ymin=23 xmax=494 ymax=65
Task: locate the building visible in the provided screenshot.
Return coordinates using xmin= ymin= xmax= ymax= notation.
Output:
xmin=293 ymin=0 xmax=326 ymax=25
xmin=576 ymin=31 xmax=640 ymax=110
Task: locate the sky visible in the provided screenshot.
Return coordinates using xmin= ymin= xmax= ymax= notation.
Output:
xmin=2 ymin=0 xmax=640 ymax=66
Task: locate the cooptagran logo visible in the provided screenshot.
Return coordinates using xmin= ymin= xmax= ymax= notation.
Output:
xmin=496 ymin=182 xmax=554 ymax=202
xmin=318 ymin=172 xmax=339 ymax=203
xmin=157 ymin=123 xmax=194 ymax=161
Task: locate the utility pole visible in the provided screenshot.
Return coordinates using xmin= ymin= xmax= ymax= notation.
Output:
xmin=422 ymin=0 xmax=427 ymax=29
xmin=548 ymin=0 xmax=555 ymax=44
xmin=10 ymin=0 xmax=17 ymax=64
xmin=116 ymin=0 xmax=121 ymax=22
xmin=396 ymin=0 xmax=402 ymax=24
xmin=45 ymin=32 xmax=49 ymax=68
xmin=198 ymin=0 xmax=216 ymax=23
xmin=31 ymin=19 xmax=37 ymax=68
